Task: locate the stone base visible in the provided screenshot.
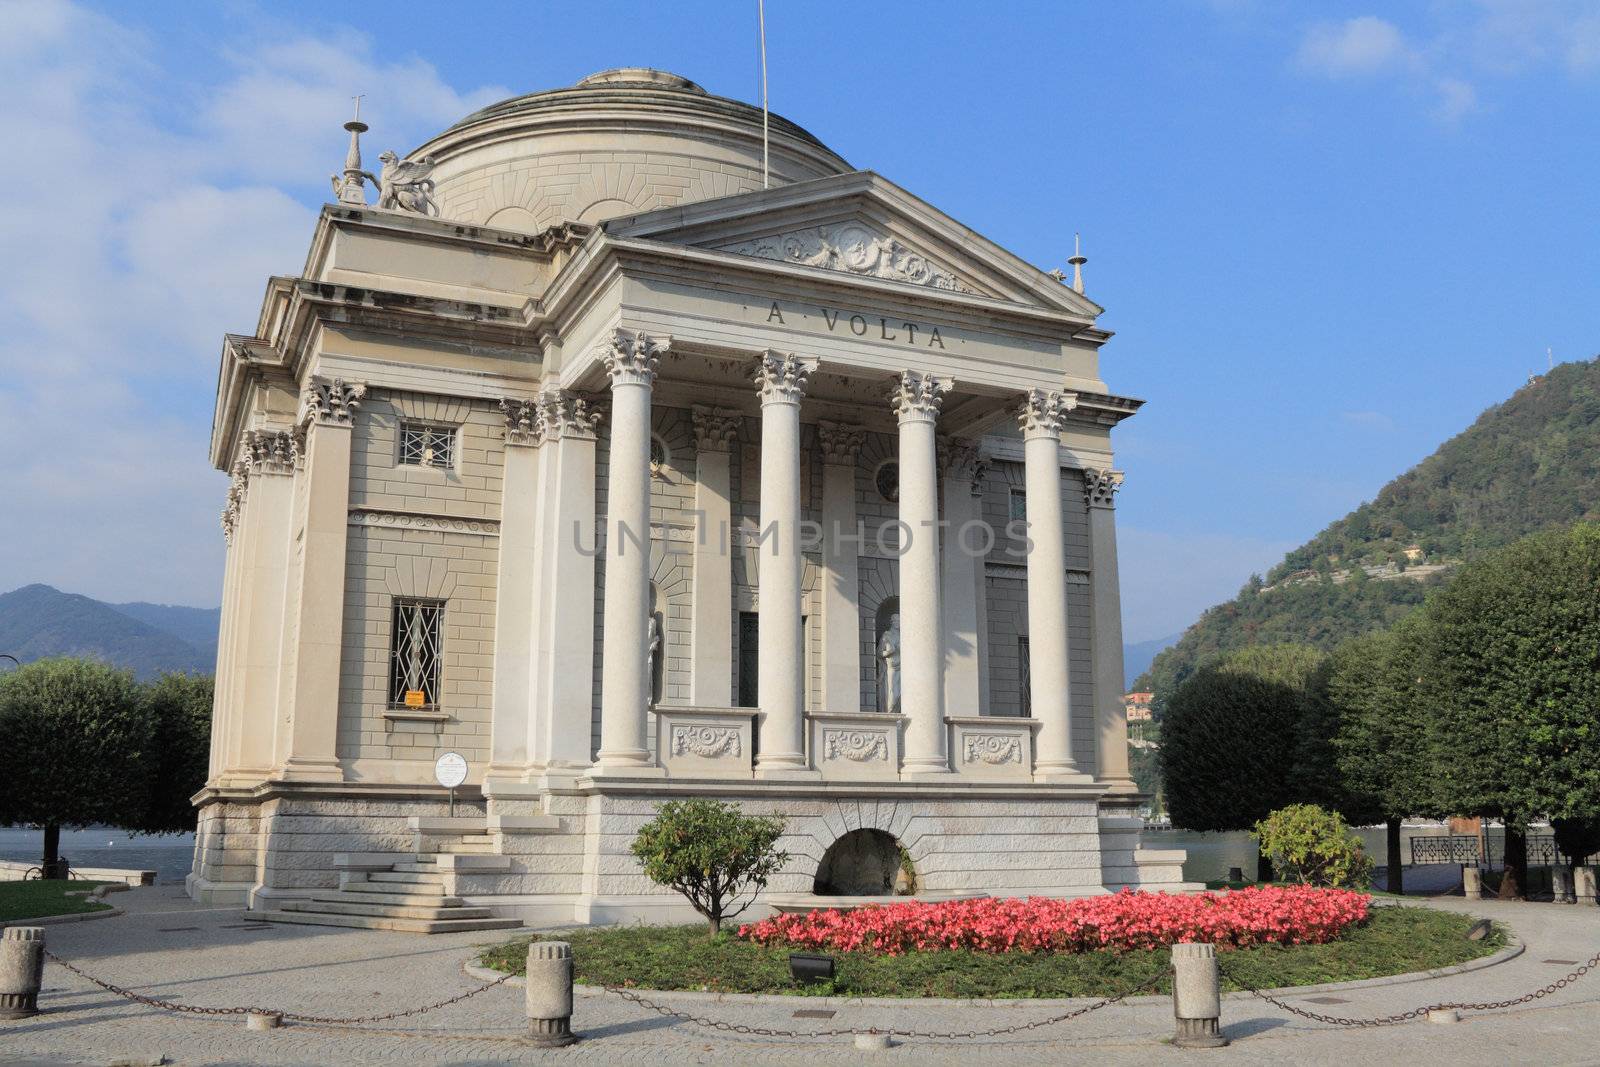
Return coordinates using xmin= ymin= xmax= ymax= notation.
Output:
xmin=189 ymin=779 xmax=1188 ymax=925
xmin=1174 ymin=1016 xmax=1228 ymax=1048
xmin=526 ymin=1017 xmax=577 ymax=1047
xmin=0 ymin=992 xmax=39 ymax=1020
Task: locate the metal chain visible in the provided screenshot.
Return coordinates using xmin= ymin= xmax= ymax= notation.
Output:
xmin=600 ymin=968 xmax=1168 ymax=1040
xmin=43 ymin=950 xmax=513 ymax=1025
xmin=1220 ymin=947 xmax=1600 ymax=1028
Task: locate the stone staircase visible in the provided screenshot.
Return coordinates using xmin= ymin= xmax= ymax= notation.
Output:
xmin=247 ymin=814 xmax=539 ymax=934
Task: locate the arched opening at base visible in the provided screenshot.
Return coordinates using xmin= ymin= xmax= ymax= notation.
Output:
xmin=813 ymin=828 xmax=909 ymax=895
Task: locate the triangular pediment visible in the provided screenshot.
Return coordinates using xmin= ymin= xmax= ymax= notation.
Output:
xmin=601 ymin=171 xmax=1103 ymax=318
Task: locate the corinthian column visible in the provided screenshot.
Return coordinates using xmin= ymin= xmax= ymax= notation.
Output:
xmin=753 ymin=351 xmax=816 ymax=775
xmin=690 ymin=406 xmax=740 ymax=707
xmin=819 ymin=420 xmax=866 ymax=713
xmin=1018 ymin=389 xmax=1090 ymax=782
xmin=1084 ymin=467 xmax=1136 ymax=791
xmin=892 ymin=372 xmax=950 ymax=775
xmin=595 ymin=330 xmax=666 ymax=772
xmin=938 ymin=436 xmax=986 ymax=717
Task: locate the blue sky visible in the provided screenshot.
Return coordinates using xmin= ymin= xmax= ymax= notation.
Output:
xmin=2 ymin=0 xmax=1597 ymax=641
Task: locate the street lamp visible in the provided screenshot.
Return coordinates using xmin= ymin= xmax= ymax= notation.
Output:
xmin=0 ymin=654 xmax=18 ymax=669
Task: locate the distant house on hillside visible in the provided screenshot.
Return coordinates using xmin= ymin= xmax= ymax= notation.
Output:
xmin=1122 ymin=692 xmax=1154 ymax=723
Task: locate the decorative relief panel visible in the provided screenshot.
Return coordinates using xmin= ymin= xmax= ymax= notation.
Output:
xmin=963 ymin=734 xmax=1022 ymax=765
xmin=823 ymin=729 xmax=889 ymax=762
xmin=721 ymin=223 xmax=975 ymax=294
xmin=670 ymin=725 xmax=742 ymax=759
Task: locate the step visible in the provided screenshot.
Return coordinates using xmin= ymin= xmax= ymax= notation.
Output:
xmin=281 ymin=899 xmax=495 ymax=921
xmin=396 ymin=855 xmax=510 ymax=873
xmin=409 ymin=816 xmax=488 ymax=834
xmin=344 ymin=878 xmax=447 ymax=897
xmin=249 ymin=910 xmax=522 ymax=934
xmin=365 ymin=870 xmax=448 ymax=887
xmin=315 ymin=888 xmax=467 ymax=908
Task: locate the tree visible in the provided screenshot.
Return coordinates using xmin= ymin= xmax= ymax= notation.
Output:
xmin=129 ymin=673 xmax=213 ymax=834
xmin=1255 ymin=804 xmax=1373 ymax=888
xmin=0 ymin=658 xmax=151 ymax=878
xmin=1160 ymin=645 xmax=1330 ymax=880
xmin=630 ymin=798 xmax=791 ymax=935
xmin=1327 ymin=619 xmax=1435 ymax=893
xmin=1422 ymin=524 xmax=1600 ymax=900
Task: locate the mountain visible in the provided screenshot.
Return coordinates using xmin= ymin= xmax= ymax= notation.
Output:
xmin=1138 ymin=358 xmax=1600 ymax=702
xmin=110 ymin=602 xmax=221 ymax=663
xmin=1123 ymin=634 xmax=1181 ymax=690
xmin=0 ymin=585 xmax=217 ymax=679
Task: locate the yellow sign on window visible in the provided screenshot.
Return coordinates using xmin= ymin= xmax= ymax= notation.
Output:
xmin=404 ymin=689 xmax=427 ymax=708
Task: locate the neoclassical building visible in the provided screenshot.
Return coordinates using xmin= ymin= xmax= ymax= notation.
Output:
xmin=189 ymin=68 xmax=1189 ymax=931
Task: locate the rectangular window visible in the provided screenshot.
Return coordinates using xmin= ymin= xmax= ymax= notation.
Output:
xmin=399 ymin=422 xmax=455 ymax=469
xmin=737 ymin=612 xmax=759 ymax=708
xmin=1008 ymin=489 xmax=1027 ymax=521
xmin=1018 ymin=635 xmax=1031 ymax=717
xmin=389 ymin=598 xmax=444 ymax=708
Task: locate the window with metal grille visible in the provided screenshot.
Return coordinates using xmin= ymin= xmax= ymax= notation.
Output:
xmin=1018 ymin=635 xmax=1031 ymax=716
xmin=399 ymin=422 xmax=455 ymax=468
xmin=388 ymin=599 xmax=444 ymax=708
xmin=1008 ymin=489 xmax=1027 ymax=521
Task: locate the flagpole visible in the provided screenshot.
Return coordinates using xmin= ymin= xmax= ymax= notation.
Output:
xmin=759 ymin=0 xmax=770 ymax=188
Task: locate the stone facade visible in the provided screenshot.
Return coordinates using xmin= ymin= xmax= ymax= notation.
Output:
xmin=189 ymin=68 xmax=1192 ymax=925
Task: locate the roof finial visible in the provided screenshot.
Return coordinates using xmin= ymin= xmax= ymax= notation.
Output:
xmin=1068 ymin=232 xmax=1087 ymax=294
xmin=330 ymin=93 xmax=375 ymax=206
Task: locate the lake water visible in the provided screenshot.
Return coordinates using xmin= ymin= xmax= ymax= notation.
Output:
xmin=0 ymin=827 xmax=195 ymax=885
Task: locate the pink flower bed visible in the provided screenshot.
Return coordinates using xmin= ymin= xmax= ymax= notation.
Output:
xmin=739 ymin=886 xmax=1371 ymax=955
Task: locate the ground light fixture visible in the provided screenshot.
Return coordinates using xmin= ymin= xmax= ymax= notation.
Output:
xmin=1466 ymin=919 xmax=1495 ymax=941
xmin=789 ymin=952 xmax=836 ymax=985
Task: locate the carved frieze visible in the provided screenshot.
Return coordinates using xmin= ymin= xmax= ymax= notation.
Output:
xmin=753 ymin=351 xmax=816 ymax=405
xmin=963 ymin=734 xmax=1023 ymax=765
xmin=817 ymin=420 xmax=866 ymax=465
xmin=721 ymin=223 xmax=975 ymax=294
xmin=600 ymin=329 xmax=668 ymax=388
xmin=244 ymin=429 xmax=296 ymax=476
xmin=300 ymin=377 xmax=366 ymax=427
xmin=823 ymin=729 xmax=889 ymax=762
xmin=670 ymin=724 xmax=742 ymax=759
xmin=1082 ymin=468 xmax=1125 ymax=509
xmin=890 ymin=371 xmax=948 ymax=424
xmin=691 ymin=406 xmax=742 ymax=453
xmin=1015 ymin=389 xmax=1078 ymax=438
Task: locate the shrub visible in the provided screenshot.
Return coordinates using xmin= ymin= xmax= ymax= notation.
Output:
xmin=1255 ymin=804 xmax=1373 ymax=888
xmin=631 ymin=798 xmax=790 ymax=935
xmin=739 ymin=886 xmax=1371 ymax=955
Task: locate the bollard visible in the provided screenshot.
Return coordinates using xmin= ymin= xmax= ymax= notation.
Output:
xmin=1552 ymin=864 xmax=1576 ymax=904
xmin=0 ymin=927 xmax=45 ymax=1020
xmin=525 ymin=941 xmax=577 ymax=1047
xmin=245 ymin=1011 xmax=282 ymax=1031
xmin=1462 ymin=865 xmax=1483 ymax=898
xmin=1427 ymin=1008 xmax=1461 ymax=1025
xmin=1576 ymin=866 xmax=1599 ymax=906
xmin=855 ymin=1032 xmax=892 ymax=1050
xmin=1171 ymin=942 xmax=1228 ymax=1049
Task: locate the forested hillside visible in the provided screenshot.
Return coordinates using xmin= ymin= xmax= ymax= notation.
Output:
xmin=1138 ymin=358 xmax=1600 ymax=702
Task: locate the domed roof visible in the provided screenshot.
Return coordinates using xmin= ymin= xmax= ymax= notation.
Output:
xmin=414 ymin=69 xmax=850 ymax=233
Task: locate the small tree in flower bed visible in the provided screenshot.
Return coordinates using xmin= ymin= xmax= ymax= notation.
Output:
xmin=632 ymin=798 xmax=790 ymax=936
xmin=738 ymin=886 xmax=1371 ymax=955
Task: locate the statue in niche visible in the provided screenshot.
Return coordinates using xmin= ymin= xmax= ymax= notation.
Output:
xmin=377 ymin=151 xmax=438 ymax=215
xmin=646 ymin=611 xmax=664 ymax=707
xmin=877 ymin=614 xmax=902 ymax=714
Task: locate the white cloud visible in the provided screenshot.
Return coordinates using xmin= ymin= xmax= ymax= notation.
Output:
xmin=0 ymin=0 xmax=507 ymax=605
xmin=1117 ymin=527 xmax=1299 ymax=645
xmin=1297 ymin=16 xmax=1417 ymax=77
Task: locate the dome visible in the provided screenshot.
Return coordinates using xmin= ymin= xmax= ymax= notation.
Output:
xmin=412 ymin=68 xmax=853 ymax=234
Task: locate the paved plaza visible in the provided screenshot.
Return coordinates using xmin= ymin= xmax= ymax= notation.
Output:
xmin=1 ymin=886 xmax=1598 ymax=1065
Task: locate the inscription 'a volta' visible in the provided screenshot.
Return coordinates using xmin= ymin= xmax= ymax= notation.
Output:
xmin=767 ymin=301 xmax=945 ymax=349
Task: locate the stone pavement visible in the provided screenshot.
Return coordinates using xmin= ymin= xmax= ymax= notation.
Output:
xmin=2 ymin=886 xmax=1598 ymax=1066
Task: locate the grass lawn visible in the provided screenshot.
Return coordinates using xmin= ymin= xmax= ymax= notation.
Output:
xmin=481 ymin=906 xmax=1503 ymax=999
xmin=0 ymin=881 xmax=114 ymax=923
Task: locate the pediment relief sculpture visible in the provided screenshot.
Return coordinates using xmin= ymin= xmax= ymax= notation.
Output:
xmin=720 ymin=222 xmax=975 ymax=294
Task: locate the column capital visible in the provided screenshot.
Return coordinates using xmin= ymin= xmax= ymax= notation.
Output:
xmin=818 ymin=420 xmax=866 ymax=465
xmin=1083 ymin=467 xmax=1125 ymax=509
xmin=600 ymin=329 xmax=668 ymax=387
xmin=220 ymin=463 xmax=248 ymax=544
xmin=890 ymin=371 xmax=948 ymax=425
xmin=937 ymin=435 xmax=983 ymax=482
xmin=538 ymin=388 xmax=604 ymax=442
xmin=244 ymin=429 xmax=296 ymax=477
xmin=498 ymin=397 xmax=540 ymax=446
xmin=1016 ymin=388 xmax=1078 ymax=439
xmin=299 ymin=377 xmax=366 ymax=428
xmin=691 ymin=405 xmax=742 ymax=453
xmin=753 ymin=350 xmax=816 ymax=405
